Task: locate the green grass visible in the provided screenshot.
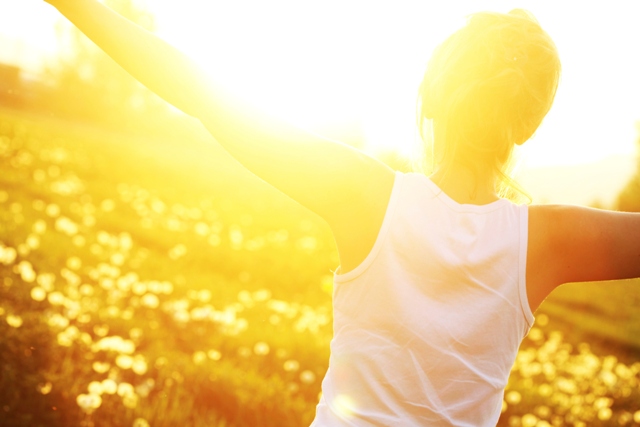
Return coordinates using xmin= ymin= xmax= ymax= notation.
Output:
xmin=542 ymin=280 xmax=640 ymax=361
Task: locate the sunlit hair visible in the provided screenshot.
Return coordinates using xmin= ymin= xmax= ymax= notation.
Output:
xmin=417 ymin=9 xmax=561 ymax=201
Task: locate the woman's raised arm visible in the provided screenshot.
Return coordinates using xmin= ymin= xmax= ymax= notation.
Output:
xmin=44 ymin=0 xmax=395 ymax=267
xmin=47 ymin=0 xmax=214 ymax=120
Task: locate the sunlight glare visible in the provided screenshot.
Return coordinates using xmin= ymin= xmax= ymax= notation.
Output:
xmin=152 ymin=1 xmax=464 ymax=154
xmin=2 ymin=0 xmax=639 ymax=168
xmin=149 ymin=0 xmax=640 ymax=167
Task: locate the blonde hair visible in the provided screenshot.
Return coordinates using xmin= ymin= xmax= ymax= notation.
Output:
xmin=417 ymin=9 xmax=561 ymax=201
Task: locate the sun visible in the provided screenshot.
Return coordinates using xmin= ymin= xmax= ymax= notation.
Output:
xmin=137 ymin=0 xmax=640 ymax=169
xmin=1 ymin=1 xmax=639 ymax=169
xmin=149 ymin=1 xmax=466 ymax=158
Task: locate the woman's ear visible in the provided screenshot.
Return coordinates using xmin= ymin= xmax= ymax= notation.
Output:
xmin=514 ymin=117 xmax=544 ymax=146
xmin=514 ymin=132 xmax=529 ymax=146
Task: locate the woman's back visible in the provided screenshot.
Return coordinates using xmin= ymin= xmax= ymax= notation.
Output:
xmin=313 ymin=171 xmax=640 ymax=425
xmin=312 ymin=172 xmax=532 ymax=426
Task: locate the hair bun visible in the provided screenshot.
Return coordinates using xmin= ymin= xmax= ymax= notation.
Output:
xmin=417 ymin=9 xmax=561 ymax=199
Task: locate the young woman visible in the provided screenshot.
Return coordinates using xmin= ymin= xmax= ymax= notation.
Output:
xmin=43 ymin=1 xmax=640 ymax=425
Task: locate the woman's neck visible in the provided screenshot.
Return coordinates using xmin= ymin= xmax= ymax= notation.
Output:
xmin=430 ymin=163 xmax=499 ymax=205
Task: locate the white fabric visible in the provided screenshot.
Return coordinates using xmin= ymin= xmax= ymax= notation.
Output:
xmin=311 ymin=171 xmax=534 ymax=427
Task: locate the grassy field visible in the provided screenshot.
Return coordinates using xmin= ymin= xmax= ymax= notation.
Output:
xmin=1 ymin=108 xmax=639 ymax=427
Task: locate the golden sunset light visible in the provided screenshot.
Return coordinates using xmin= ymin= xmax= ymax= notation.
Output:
xmin=1 ymin=2 xmax=640 ymax=426
xmin=147 ymin=1 xmax=640 ymax=166
xmin=3 ymin=1 xmax=640 ymax=168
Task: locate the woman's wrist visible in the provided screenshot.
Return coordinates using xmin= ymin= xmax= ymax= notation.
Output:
xmin=45 ymin=0 xmax=87 ymax=11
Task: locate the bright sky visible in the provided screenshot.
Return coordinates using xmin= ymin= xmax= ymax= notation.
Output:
xmin=2 ymin=0 xmax=640 ymax=168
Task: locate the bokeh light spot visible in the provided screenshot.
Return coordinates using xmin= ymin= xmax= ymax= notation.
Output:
xmin=333 ymin=394 xmax=356 ymax=418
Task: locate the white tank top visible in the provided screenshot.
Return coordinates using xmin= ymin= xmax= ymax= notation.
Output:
xmin=311 ymin=171 xmax=534 ymax=426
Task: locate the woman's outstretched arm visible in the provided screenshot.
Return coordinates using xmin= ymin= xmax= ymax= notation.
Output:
xmin=46 ymin=0 xmax=218 ymax=120
xmin=45 ymin=0 xmax=395 ymax=271
xmin=527 ymin=205 xmax=640 ymax=312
